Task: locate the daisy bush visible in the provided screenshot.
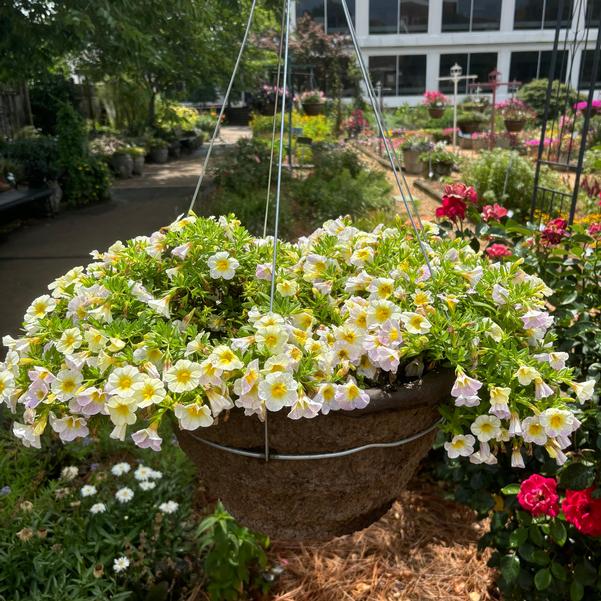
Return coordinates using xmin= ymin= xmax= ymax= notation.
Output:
xmin=1 ymin=214 xmax=594 ymax=466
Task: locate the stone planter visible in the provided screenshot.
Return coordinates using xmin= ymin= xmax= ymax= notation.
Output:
xmin=149 ymin=147 xmax=168 ymax=164
xmin=504 ymin=119 xmax=526 ymax=133
xmin=132 ymin=156 xmax=145 ymax=175
xmin=225 ymin=106 xmax=250 ymax=126
xmin=428 ymin=107 xmax=445 ymax=119
xmin=111 ymin=152 xmax=134 ymax=178
xmin=168 ymin=141 xmax=181 ymax=159
xmin=402 ymin=149 xmax=425 ymax=175
xmin=302 ymin=102 xmax=325 ymax=116
xmin=176 ymin=369 xmax=453 ymax=541
xmin=430 ymin=162 xmax=453 ymax=179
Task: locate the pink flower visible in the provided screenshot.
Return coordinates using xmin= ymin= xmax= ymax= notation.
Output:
xmin=423 ymin=91 xmax=448 ymax=107
xmin=443 ymin=182 xmax=478 ymax=205
xmin=588 ymin=223 xmax=601 ymax=237
xmin=541 ymin=218 xmax=568 ymax=246
xmin=486 ymin=244 xmax=512 ymax=258
xmin=481 ymin=203 xmax=508 ymax=222
xmin=517 ymin=474 xmax=560 ymax=517
xmin=131 ymin=427 xmax=163 ymax=452
xmin=436 ymin=196 xmax=466 ymax=221
xmin=562 ymin=488 xmax=601 ymax=537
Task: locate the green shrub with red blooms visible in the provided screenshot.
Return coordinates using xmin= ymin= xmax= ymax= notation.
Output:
xmin=431 ymin=184 xmax=601 ymax=600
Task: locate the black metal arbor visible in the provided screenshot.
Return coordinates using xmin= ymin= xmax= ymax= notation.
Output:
xmin=530 ymin=0 xmax=601 ymax=224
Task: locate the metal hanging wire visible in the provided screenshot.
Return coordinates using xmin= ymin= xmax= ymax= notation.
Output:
xmin=188 ymin=0 xmax=258 ymax=213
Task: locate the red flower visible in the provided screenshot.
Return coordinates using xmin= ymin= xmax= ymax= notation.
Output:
xmin=486 ymin=243 xmax=512 ymax=258
xmin=562 ymin=488 xmax=601 ymax=537
xmin=517 ymin=474 xmax=560 ymax=517
xmin=435 ymin=196 xmax=466 ymax=221
xmin=541 ymin=217 xmax=569 ymax=246
xmin=481 ymin=203 xmax=508 ymax=222
xmin=589 ymin=223 xmax=601 ymax=237
xmin=443 ymin=182 xmax=478 ymax=205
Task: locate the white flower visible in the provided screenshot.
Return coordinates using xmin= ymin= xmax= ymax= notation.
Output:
xmin=80 ymin=485 xmax=97 ymax=497
xmin=350 ymin=246 xmax=374 ymax=267
xmin=115 ymin=487 xmax=134 ymax=503
xmin=13 ymin=422 xmax=41 ymax=448
xmin=540 ymin=408 xmax=575 ymax=438
xmin=164 ymin=360 xmax=203 ymax=393
xmin=334 ymin=379 xmax=370 ymax=410
xmin=521 ymin=416 xmax=548 ymax=445
xmin=255 ymin=325 xmax=288 ymax=355
xmin=159 ymin=500 xmax=179 ymax=514
xmin=399 ymin=312 xmax=431 ymax=335
xmin=149 ymin=470 xmax=162 ymax=480
xmin=107 ymin=398 xmax=137 ymax=440
xmin=514 ymin=365 xmax=540 ymax=386
xmin=51 ymin=369 xmax=83 ymax=401
xmin=451 ymin=372 xmax=483 ymax=398
xmin=111 ymin=462 xmax=131 ymax=476
xmin=444 ymin=434 xmax=475 ymax=458
xmin=277 ymin=280 xmax=299 ymax=297
xmin=367 ymin=300 xmax=399 ymax=327
xmin=368 ymin=277 xmax=395 ymax=300
xmin=61 ymin=466 xmax=78 ymax=481
xmin=258 ymin=371 xmax=298 ymax=411
xmin=139 ymin=481 xmax=156 ymax=491
xmin=491 ymin=284 xmax=509 ymax=305
xmin=113 ymin=556 xmax=130 ymax=573
xmin=470 ymin=415 xmax=501 ymax=442
xmin=209 ymin=346 xmax=243 ymax=371
xmin=489 ymin=386 xmax=511 ymax=419
xmin=174 ymin=403 xmax=214 ymax=430
xmin=106 ymin=366 xmax=143 ymax=398
xmin=313 ymin=382 xmax=338 ymax=414
xmin=55 ymin=328 xmax=83 ymax=355
xmin=134 ymin=465 xmax=153 ymax=481
xmin=0 ymin=370 xmax=16 ymax=401
xmin=208 ymin=251 xmax=239 ymax=280
xmin=25 ymin=295 xmax=57 ymax=321
xmin=511 ymin=447 xmax=525 ymax=468
xmin=571 ymin=380 xmax=595 ymax=403
xmin=50 ymin=415 xmax=90 ymax=442
xmin=90 ymin=502 xmax=106 ymax=514
xmin=533 ymin=377 xmax=554 ymax=399
xmin=133 ymin=377 xmax=166 ymax=408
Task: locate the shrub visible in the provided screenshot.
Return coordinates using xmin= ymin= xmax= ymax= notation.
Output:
xmin=463 ymin=150 xmax=567 ymax=214
xmin=156 ymin=102 xmax=200 ymax=135
xmin=250 ymin=110 xmax=335 ymax=142
xmin=0 ymin=136 xmax=59 ymax=186
xmin=61 ymin=156 xmax=112 ymax=207
xmin=517 ymin=79 xmax=583 ymax=121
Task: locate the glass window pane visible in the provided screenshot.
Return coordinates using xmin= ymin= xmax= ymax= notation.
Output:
xmin=442 ymin=0 xmax=471 ymax=31
xmin=369 ymin=56 xmax=397 ymax=95
xmin=468 ymin=52 xmax=498 ymax=93
xmin=514 ymin=0 xmax=544 ymax=29
xmin=297 ymin=0 xmax=325 ymax=26
xmin=369 ymin=0 xmax=399 ymax=34
xmin=471 ymin=0 xmax=502 ymax=30
xmin=579 ymin=49 xmax=601 ymax=90
xmin=586 ymin=0 xmax=601 ymax=27
xmin=510 ymin=51 xmax=540 ymax=84
xmin=327 ymin=0 xmax=355 ymax=33
xmin=439 ymin=53 xmax=469 ymax=93
xmin=398 ymin=55 xmax=427 ymax=95
xmin=399 ymin=0 xmax=429 ymax=33
xmin=539 ymin=50 xmax=569 ymax=82
xmin=544 ymin=0 xmax=573 ymax=28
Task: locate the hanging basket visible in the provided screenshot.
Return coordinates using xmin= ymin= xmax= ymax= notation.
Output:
xmin=504 ymin=119 xmax=526 ymax=133
xmin=302 ymin=101 xmax=325 ymax=116
xmin=176 ymin=369 xmax=453 ymax=541
xmin=428 ymin=107 xmax=445 ymax=119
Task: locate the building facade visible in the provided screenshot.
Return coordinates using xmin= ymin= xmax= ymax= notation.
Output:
xmin=294 ymin=0 xmax=601 ymax=104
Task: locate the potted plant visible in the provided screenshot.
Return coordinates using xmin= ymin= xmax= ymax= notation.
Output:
xmin=423 ymin=91 xmax=448 ymax=119
xmin=300 ymin=90 xmax=326 ymax=116
xmin=146 ymin=138 xmax=169 ymax=164
xmin=253 ymin=85 xmax=292 ymax=116
xmin=457 ymin=111 xmax=488 ymax=135
xmin=110 ymin=150 xmax=134 ymax=178
xmin=497 ymin=98 xmax=536 ymax=133
xmin=400 ymin=136 xmax=432 ymax=175
xmin=225 ymin=103 xmax=251 ymax=126
xmin=127 ymin=146 xmax=146 ymax=175
xmin=471 ymin=132 xmax=490 ymax=151
xmin=4 ymin=215 xmax=587 ymax=540
xmin=419 ymin=143 xmax=456 ymax=178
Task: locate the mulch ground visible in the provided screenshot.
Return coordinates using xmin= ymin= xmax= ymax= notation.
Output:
xmin=270 ymin=479 xmax=497 ymax=601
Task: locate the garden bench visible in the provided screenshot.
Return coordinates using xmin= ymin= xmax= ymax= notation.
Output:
xmin=0 ymin=186 xmax=55 ymax=216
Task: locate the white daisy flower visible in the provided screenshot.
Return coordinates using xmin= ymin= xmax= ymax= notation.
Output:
xmin=111 ymin=462 xmax=131 ymax=476
xmin=159 ymin=500 xmax=179 ymax=514
xmin=139 ymin=481 xmax=156 ymax=491
xmin=90 ymin=502 xmax=106 ymax=514
xmin=115 ymin=487 xmax=134 ymax=503
xmin=61 ymin=466 xmax=79 ymax=481
xmin=134 ymin=466 xmax=153 ymax=481
xmin=80 ymin=485 xmax=97 ymax=497
xmin=113 ymin=556 xmax=130 ymax=573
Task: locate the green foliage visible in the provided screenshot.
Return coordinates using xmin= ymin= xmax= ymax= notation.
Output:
xmin=463 ymin=150 xmax=567 ymax=214
xmin=517 ymin=79 xmax=583 ymax=121
xmin=388 ymin=104 xmax=454 ymax=129
xmin=198 ymin=503 xmax=270 ymax=601
xmin=250 ymin=111 xmax=336 ymax=143
xmin=0 ymin=136 xmax=59 ymax=186
xmin=156 ymin=102 xmax=200 ymax=135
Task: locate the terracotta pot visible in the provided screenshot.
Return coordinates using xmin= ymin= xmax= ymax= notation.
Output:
xmin=225 ymin=106 xmax=251 ymax=126
xmin=149 ymin=147 xmax=168 ymax=164
xmin=132 ymin=156 xmax=145 ymax=175
xmin=176 ymin=369 xmax=454 ymax=541
xmin=504 ymin=119 xmax=526 ymax=133
xmin=302 ymin=102 xmax=325 ymax=116
xmin=402 ymin=149 xmax=425 ymax=175
xmin=111 ymin=152 xmax=134 ymax=178
xmin=428 ymin=107 xmax=445 ymax=119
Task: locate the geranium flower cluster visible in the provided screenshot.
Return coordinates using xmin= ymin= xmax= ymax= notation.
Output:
xmin=517 ymin=474 xmax=601 ymax=537
xmin=435 ymin=183 xmax=478 ymax=221
xmin=0 ymin=215 xmax=593 ymax=464
xmin=423 ymin=91 xmax=448 ymax=108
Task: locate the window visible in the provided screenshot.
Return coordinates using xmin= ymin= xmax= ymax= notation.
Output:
xmin=514 ymin=0 xmax=573 ymax=30
xmin=296 ymin=0 xmax=355 ymax=33
xmin=369 ymin=0 xmax=429 ymax=34
xmin=579 ymin=49 xmax=601 ymax=90
xmin=442 ymin=0 xmax=501 ymax=32
xmin=509 ymin=50 xmax=569 ymax=84
xmin=439 ymin=52 xmax=498 ymax=93
xmin=586 ymin=0 xmax=601 ymax=27
xmin=369 ymin=54 xmax=427 ymax=95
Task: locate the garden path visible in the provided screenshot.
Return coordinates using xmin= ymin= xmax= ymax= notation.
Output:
xmin=0 ymin=126 xmax=251 ymax=340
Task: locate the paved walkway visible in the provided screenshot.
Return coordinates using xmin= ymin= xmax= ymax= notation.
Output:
xmin=0 ymin=126 xmax=251 ymax=339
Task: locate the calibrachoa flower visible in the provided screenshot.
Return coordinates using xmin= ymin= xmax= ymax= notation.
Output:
xmin=1 ymin=214 xmax=586 ymax=465
xmin=517 ymin=474 xmax=560 ymax=517
xmin=562 ymin=488 xmax=601 ymax=537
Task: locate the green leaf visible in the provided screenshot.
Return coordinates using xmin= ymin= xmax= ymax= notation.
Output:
xmin=570 ymin=580 xmax=585 ymax=601
xmin=509 ymin=527 xmax=528 ymax=548
xmin=551 ymin=561 xmax=568 ymax=582
xmin=549 ymin=520 xmax=567 ymax=546
xmin=535 ymin=568 xmax=552 ymax=591
xmin=558 ymin=462 xmax=596 ymax=490
xmin=529 ymin=524 xmax=545 ymax=547
xmin=500 ymin=554 xmax=521 ymax=583
xmin=501 ymin=483 xmax=520 ymax=495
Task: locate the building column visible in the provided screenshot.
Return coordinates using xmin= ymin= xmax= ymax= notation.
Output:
xmin=429 ymin=0 xmax=442 ymax=35
xmin=355 ymin=0 xmax=369 ymax=38
xmin=428 ymin=50 xmax=440 ymax=92
xmin=500 ymin=0 xmax=515 ymax=32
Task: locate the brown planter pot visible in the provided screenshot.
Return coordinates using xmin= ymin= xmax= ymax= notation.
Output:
xmin=176 ymin=369 xmax=453 ymax=541
xmin=259 ymin=103 xmax=278 ymax=116
xmin=458 ymin=120 xmax=482 ymax=134
xmin=225 ymin=106 xmax=251 ymax=126
xmin=402 ymin=149 xmax=426 ymax=175
xmin=302 ymin=102 xmax=325 ymax=116
xmin=504 ymin=119 xmax=526 ymax=133
xmin=428 ymin=107 xmax=445 ymax=119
